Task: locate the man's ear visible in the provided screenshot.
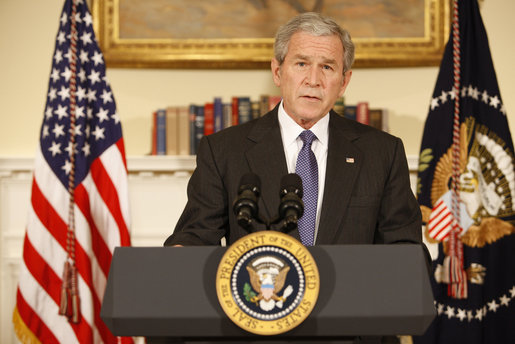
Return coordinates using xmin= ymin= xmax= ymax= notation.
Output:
xmin=271 ymin=58 xmax=281 ymax=87
xmin=338 ymin=70 xmax=352 ymax=97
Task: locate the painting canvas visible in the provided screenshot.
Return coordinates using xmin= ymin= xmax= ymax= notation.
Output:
xmin=94 ymin=0 xmax=449 ymax=68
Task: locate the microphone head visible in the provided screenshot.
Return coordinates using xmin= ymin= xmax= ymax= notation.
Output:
xmin=280 ymin=173 xmax=303 ymax=198
xmin=238 ymin=172 xmax=261 ymax=195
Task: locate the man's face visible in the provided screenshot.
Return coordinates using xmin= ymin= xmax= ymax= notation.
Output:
xmin=271 ymin=31 xmax=352 ymax=129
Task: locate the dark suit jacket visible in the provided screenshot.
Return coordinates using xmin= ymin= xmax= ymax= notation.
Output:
xmin=164 ymin=107 xmax=422 ymax=247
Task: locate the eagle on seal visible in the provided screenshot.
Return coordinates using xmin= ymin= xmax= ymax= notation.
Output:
xmin=246 ymin=263 xmax=290 ymax=308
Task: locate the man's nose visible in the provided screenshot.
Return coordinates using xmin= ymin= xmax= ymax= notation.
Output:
xmin=306 ymin=66 xmax=321 ymax=87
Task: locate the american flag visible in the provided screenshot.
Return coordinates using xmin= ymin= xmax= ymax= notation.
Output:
xmin=13 ymin=0 xmax=132 ymax=343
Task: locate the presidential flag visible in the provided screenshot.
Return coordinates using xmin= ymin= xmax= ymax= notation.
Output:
xmin=414 ymin=0 xmax=515 ymax=343
xmin=13 ymin=0 xmax=133 ymax=343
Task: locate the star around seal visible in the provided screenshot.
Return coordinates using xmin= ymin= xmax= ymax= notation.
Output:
xmin=216 ymin=231 xmax=320 ymax=335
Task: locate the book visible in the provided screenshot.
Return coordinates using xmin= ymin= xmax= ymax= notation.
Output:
xmin=151 ymin=110 xmax=157 ymax=155
xmin=177 ymin=106 xmax=190 ymax=155
xmin=251 ymin=101 xmax=261 ymax=120
xmin=223 ymin=102 xmax=232 ymax=129
xmin=188 ymin=104 xmax=197 ymax=155
xmin=343 ymin=105 xmax=356 ymax=121
xmin=204 ymin=102 xmax=214 ymax=136
xmin=238 ymin=97 xmax=252 ymax=124
xmin=156 ymin=109 xmax=167 ymax=155
xmin=381 ymin=108 xmax=389 ymax=132
xmin=165 ymin=106 xmax=178 ymax=155
xmin=356 ymin=102 xmax=369 ymax=125
xmin=334 ymin=97 xmax=345 ymax=117
xmin=231 ymin=97 xmax=239 ymax=126
xmin=213 ymin=97 xmax=223 ymax=133
xmin=369 ymin=108 xmax=383 ymax=131
xmin=259 ymin=95 xmax=269 ymax=115
xmin=193 ymin=105 xmax=204 ymax=154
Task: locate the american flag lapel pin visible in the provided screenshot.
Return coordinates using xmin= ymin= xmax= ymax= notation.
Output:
xmin=346 ymin=157 xmax=355 ymax=163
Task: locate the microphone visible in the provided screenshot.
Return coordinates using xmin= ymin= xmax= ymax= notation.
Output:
xmin=278 ymin=173 xmax=304 ymax=232
xmin=233 ymin=173 xmax=261 ymax=230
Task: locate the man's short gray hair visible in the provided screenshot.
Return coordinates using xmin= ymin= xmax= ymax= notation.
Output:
xmin=274 ymin=12 xmax=355 ymax=73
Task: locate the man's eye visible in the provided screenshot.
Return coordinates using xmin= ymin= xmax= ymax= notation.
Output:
xmin=297 ymin=62 xmax=305 ymax=67
xmin=323 ymin=65 xmax=333 ymax=70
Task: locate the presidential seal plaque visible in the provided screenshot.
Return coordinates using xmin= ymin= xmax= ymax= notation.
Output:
xmin=216 ymin=231 xmax=320 ymax=336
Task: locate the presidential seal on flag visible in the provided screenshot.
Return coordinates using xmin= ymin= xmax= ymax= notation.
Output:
xmin=216 ymin=231 xmax=319 ymax=335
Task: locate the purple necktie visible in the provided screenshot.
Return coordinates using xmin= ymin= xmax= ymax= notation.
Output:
xmin=295 ymin=130 xmax=318 ymax=246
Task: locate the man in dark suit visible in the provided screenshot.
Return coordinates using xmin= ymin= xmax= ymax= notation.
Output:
xmin=164 ymin=12 xmax=422 ymax=249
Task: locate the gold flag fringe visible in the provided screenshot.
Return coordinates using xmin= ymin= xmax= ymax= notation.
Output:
xmin=12 ymin=306 xmax=42 ymax=344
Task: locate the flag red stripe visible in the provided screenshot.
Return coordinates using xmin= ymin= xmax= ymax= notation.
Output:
xmin=30 ymin=177 xmax=69 ymax=246
xmin=31 ymin=179 xmax=96 ymax=293
xmin=23 ymin=235 xmax=94 ymax=343
xmin=16 ymin=288 xmax=60 ymax=343
xmin=75 ymin=183 xmax=113 ymax=277
xmin=31 ymin=178 xmax=119 ymax=342
xmin=116 ymin=138 xmax=128 ymax=171
xmin=430 ymin=212 xmax=452 ymax=238
xmin=22 ymin=235 xmax=62 ymax=302
xmin=428 ymin=200 xmax=446 ymax=222
xmin=90 ymin=159 xmax=131 ymax=245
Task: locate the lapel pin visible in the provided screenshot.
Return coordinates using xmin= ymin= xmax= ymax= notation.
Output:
xmin=346 ymin=158 xmax=355 ymax=163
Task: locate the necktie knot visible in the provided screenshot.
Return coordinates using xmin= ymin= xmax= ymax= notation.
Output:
xmin=299 ymin=130 xmax=316 ymax=146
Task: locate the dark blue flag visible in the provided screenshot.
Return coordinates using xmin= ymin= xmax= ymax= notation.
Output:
xmin=414 ymin=0 xmax=515 ymax=343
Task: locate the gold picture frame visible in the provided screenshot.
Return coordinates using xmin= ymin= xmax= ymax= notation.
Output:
xmin=93 ymin=0 xmax=450 ymax=69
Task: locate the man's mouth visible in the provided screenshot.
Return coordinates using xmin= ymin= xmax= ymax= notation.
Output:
xmin=301 ymin=95 xmax=321 ymax=101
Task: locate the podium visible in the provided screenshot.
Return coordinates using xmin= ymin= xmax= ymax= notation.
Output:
xmin=101 ymin=245 xmax=435 ymax=343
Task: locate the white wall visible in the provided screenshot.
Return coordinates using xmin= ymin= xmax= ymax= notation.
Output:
xmin=0 ymin=0 xmax=514 ymax=158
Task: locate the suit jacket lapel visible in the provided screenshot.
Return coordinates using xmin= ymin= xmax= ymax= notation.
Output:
xmin=316 ymin=112 xmax=363 ymax=244
xmin=244 ymin=111 xmax=296 ymax=237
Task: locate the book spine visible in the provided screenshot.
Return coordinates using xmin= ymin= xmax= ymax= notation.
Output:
xmin=177 ymin=106 xmax=190 ymax=155
xmin=356 ymin=102 xmax=369 ymax=125
xmin=259 ymin=95 xmax=269 ymax=116
xmin=231 ymin=97 xmax=239 ymax=126
xmin=238 ymin=97 xmax=252 ymax=124
xmin=213 ymin=97 xmax=223 ymax=133
xmin=343 ymin=105 xmax=356 ymax=121
xmin=189 ymin=105 xmax=197 ymax=155
xmin=381 ymin=108 xmax=389 ymax=132
xmin=251 ymin=100 xmax=261 ymax=120
xmin=204 ymin=102 xmax=214 ymax=136
xmin=223 ymin=102 xmax=232 ymax=129
xmin=151 ymin=110 xmax=157 ymax=155
xmin=165 ymin=106 xmax=178 ymax=155
xmin=194 ymin=105 xmax=205 ymax=154
xmin=156 ymin=109 xmax=167 ymax=155
xmin=334 ymin=96 xmax=345 ymax=117
xmin=369 ymin=108 xmax=383 ymax=130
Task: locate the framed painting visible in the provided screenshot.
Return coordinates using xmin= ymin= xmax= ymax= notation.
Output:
xmin=93 ymin=0 xmax=450 ymax=69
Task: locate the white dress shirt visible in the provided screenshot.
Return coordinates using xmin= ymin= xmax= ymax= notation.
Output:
xmin=277 ymin=101 xmax=329 ymax=242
